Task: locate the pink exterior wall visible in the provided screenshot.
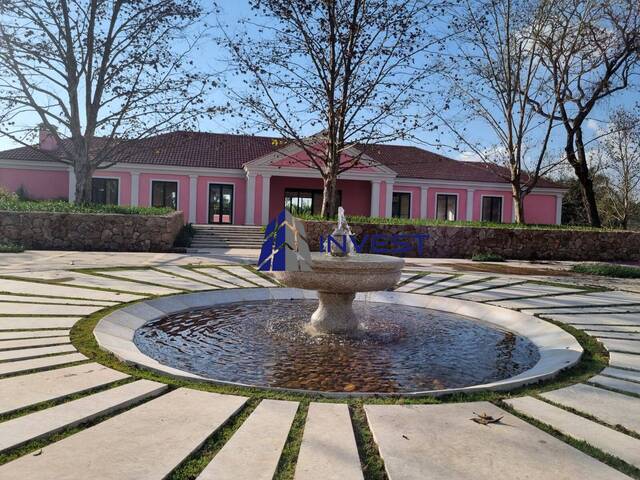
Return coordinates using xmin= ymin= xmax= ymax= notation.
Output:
xmin=268 ymin=176 xmax=371 ymax=220
xmin=140 ymin=173 xmax=190 ymax=221
xmin=271 ymin=145 xmax=381 ymax=173
xmin=472 ymin=189 xmax=513 ymax=223
xmin=93 ymin=171 xmax=132 ymax=205
xmin=427 ymin=187 xmax=468 ymax=220
xmin=0 ymin=168 xmax=69 ymax=200
xmin=524 ymin=194 xmax=557 ymax=224
xmin=393 ymin=185 xmax=421 ymax=218
xmin=195 ymin=176 xmax=246 ymax=225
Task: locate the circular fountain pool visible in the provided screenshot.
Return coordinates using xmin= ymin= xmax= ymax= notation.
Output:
xmin=133 ymin=299 xmax=539 ymax=393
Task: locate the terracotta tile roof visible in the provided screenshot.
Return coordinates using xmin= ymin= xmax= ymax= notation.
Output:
xmin=0 ymin=131 xmax=562 ymax=188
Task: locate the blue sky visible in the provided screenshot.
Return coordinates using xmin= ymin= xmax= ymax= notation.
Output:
xmin=1 ymin=0 xmax=637 ymax=166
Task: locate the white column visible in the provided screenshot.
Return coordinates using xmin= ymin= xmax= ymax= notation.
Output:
xmin=130 ymin=172 xmax=140 ymax=206
xmin=261 ymin=174 xmax=271 ymax=225
xmin=384 ymin=180 xmax=394 ymax=218
xmin=188 ymin=175 xmax=197 ymax=224
xmin=466 ymin=189 xmax=475 ymax=221
xmin=555 ymin=193 xmax=563 ymax=225
xmin=420 ymin=186 xmax=428 ymax=218
xmin=512 ymin=198 xmax=517 ymax=223
xmin=370 ymin=180 xmax=381 ymax=217
xmin=245 ymin=173 xmax=256 ymax=225
xmin=68 ymin=168 xmax=76 ymax=203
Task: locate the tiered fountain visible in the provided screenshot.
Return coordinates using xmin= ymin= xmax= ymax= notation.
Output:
xmin=272 ymin=208 xmax=404 ymax=334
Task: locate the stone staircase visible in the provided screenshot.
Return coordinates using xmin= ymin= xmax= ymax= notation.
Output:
xmin=189 ymin=224 xmax=265 ymax=250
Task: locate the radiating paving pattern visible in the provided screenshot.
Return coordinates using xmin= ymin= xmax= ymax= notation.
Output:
xmin=0 ymin=264 xmax=638 ymax=478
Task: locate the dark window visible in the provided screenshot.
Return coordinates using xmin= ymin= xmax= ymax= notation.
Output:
xmin=481 ymin=196 xmax=503 ymax=223
xmin=392 ymin=192 xmax=411 ymax=218
xmin=436 ymin=194 xmax=457 ymax=221
xmin=152 ymin=181 xmax=178 ymax=209
xmin=91 ymin=178 xmax=118 ymax=205
xmin=284 ymin=189 xmax=342 ymax=216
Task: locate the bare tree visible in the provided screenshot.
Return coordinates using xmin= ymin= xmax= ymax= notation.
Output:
xmin=600 ymin=108 xmax=640 ymax=229
xmin=0 ymin=0 xmax=212 ymax=203
xmin=527 ymin=0 xmax=640 ymax=227
xmin=220 ymin=0 xmax=445 ymax=218
xmin=438 ymin=0 xmax=559 ymax=223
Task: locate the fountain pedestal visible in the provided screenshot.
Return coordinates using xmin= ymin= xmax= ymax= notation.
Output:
xmin=272 ymin=252 xmax=404 ymax=335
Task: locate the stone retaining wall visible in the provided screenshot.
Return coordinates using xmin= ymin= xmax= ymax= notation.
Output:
xmin=302 ymin=220 xmax=640 ymax=261
xmin=0 ymin=210 xmax=184 ymax=252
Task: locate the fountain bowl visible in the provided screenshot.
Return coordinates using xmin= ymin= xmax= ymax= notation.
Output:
xmin=271 ymin=252 xmax=404 ymax=334
xmin=271 ymin=252 xmax=404 ymax=293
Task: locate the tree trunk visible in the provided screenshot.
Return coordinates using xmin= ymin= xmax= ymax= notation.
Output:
xmin=74 ymin=161 xmax=94 ymax=204
xmin=572 ymin=128 xmax=601 ymax=227
xmin=321 ymin=175 xmax=338 ymax=218
xmin=512 ymin=185 xmax=525 ymax=224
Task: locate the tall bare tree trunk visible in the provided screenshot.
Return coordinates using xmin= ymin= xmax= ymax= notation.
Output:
xmin=321 ymin=175 xmax=338 ymax=218
xmin=569 ymin=128 xmax=601 ymax=227
xmin=74 ymin=161 xmax=94 ymax=203
xmin=512 ymin=185 xmax=525 ymax=224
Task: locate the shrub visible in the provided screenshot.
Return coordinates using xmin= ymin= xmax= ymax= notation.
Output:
xmin=471 ymin=252 xmax=505 ymax=262
xmin=0 ymin=198 xmax=172 ymax=215
xmin=0 ymin=242 xmax=24 ymax=253
xmin=0 ymin=187 xmax=18 ymax=202
xmin=174 ymin=223 xmax=196 ymax=247
xmin=571 ymin=263 xmax=640 ymax=279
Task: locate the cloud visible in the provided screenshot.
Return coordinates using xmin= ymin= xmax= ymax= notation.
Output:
xmin=586 ymin=119 xmax=601 ymax=133
xmin=457 ymin=151 xmax=481 ymax=162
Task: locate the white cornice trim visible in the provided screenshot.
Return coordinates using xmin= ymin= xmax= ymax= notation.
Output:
xmin=394 ymin=177 xmax=568 ymax=194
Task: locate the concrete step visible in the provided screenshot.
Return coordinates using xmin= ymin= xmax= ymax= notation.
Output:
xmin=0 ymin=353 xmax=88 ymax=376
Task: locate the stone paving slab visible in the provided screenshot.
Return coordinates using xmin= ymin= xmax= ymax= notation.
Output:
xmin=597 ymin=338 xmax=640 ymax=354
xmin=365 ymin=402 xmax=626 ymax=480
xmin=394 ymin=274 xmax=455 ymax=292
xmin=0 ymin=388 xmax=248 ymax=480
xmin=0 ymin=330 xmax=69 ymax=340
xmin=602 ymin=367 xmax=640 ymax=382
xmin=411 ymin=277 xmax=481 ymax=295
xmin=501 ymin=291 xmax=640 ymax=311
xmin=609 ymin=352 xmax=640 ymax=371
xmin=155 ymin=266 xmax=235 ymax=288
xmin=588 ymin=375 xmax=640 ymax=395
xmin=0 ymin=294 xmax=115 ymax=306
xmin=542 ymin=313 xmax=640 ymax=327
xmin=0 ymin=278 xmax=143 ymax=302
xmin=438 ymin=278 xmax=520 ymax=297
xmin=195 ymin=267 xmax=259 ymax=288
xmin=219 ymin=265 xmax=277 ymax=287
xmin=505 ymin=396 xmax=640 ymax=469
xmin=578 ymin=325 xmax=640 ymax=333
xmin=0 ymin=363 xmax=129 ymax=415
xmin=0 ymin=303 xmax=103 ymax=316
xmin=585 ymin=331 xmax=640 ymax=339
xmin=0 ymin=317 xmax=80 ymax=330
xmin=0 ymin=336 xmax=70 ymax=350
xmin=460 ymin=284 xmax=581 ymax=303
xmin=18 ymin=270 xmax=179 ymax=295
xmin=295 ymin=403 xmax=363 ymax=480
xmin=198 ymin=399 xmax=299 ymax=480
xmin=0 ymin=352 xmax=87 ymax=379
xmin=527 ymin=306 xmax=640 ymax=315
xmin=101 ymin=269 xmax=213 ymax=291
xmin=0 ymin=344 xmax=76 ymax=362
xmin=541 ymin=384 xmax=640 ymax=434
xmin=0 ymin=380 xmax=167 ymax=453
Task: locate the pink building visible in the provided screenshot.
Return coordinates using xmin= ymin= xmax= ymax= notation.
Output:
xmin=0 ymin=132 xmax=565 ymax=225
